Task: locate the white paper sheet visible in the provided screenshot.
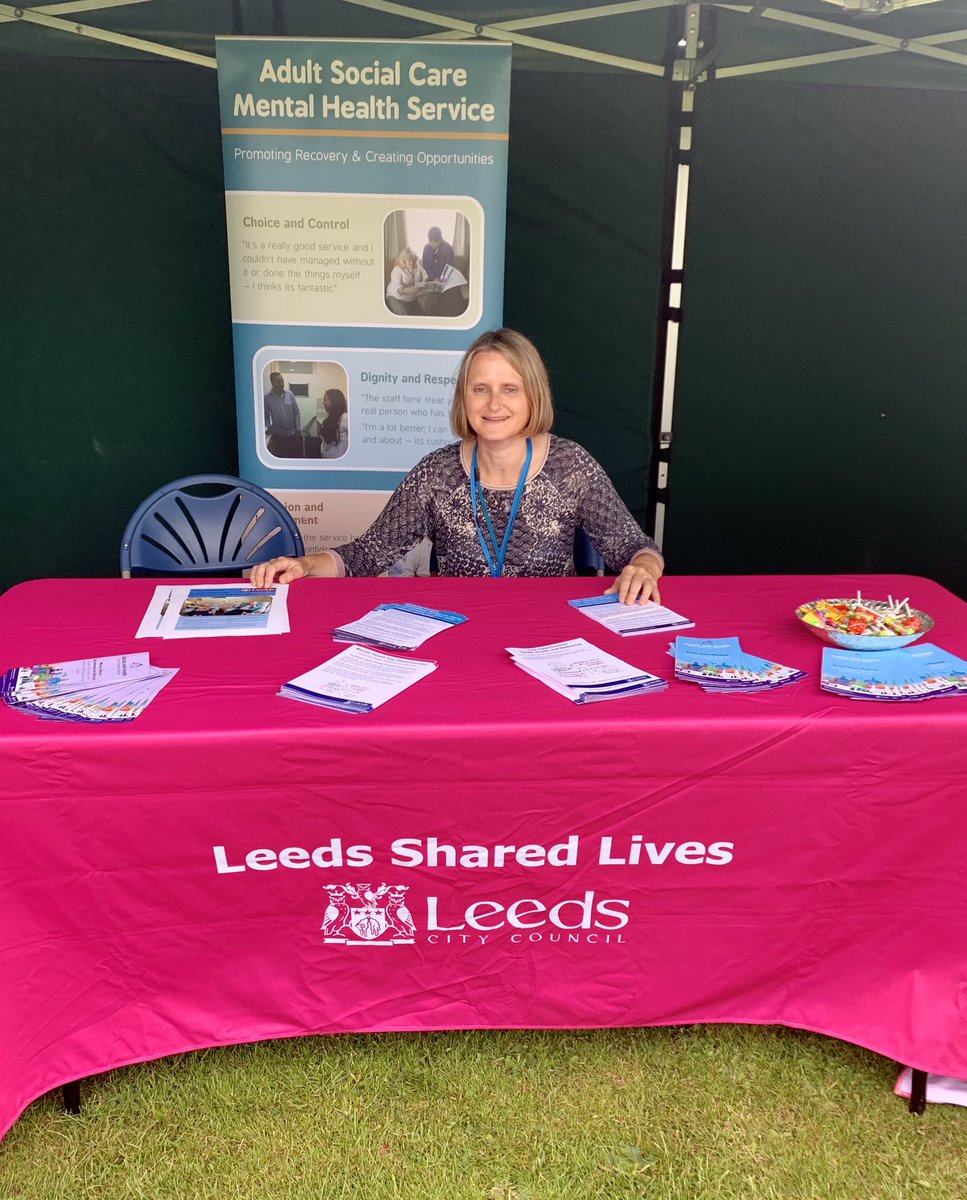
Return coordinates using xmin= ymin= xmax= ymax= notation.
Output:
xmin=570 ymin=595 xmax=694 ymax=637
xmin=331 ymin=602 xmax=467 ymax=651
xmin=144 ymin=584 xmax=290 ymax=638
xmin=507 ymin=638 xmax=665 ymax=703
xmin=279 ymin=645 xmax=437 ymax=713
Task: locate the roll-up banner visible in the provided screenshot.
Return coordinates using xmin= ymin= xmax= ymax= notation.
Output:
xmin=215 ymin=39 xmax=512 ymax=553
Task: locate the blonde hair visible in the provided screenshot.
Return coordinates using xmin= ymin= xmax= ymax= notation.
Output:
xmin=395 ymin=246 xmax=418 ymax=270
xmin=449 ymin=328 xmax=555 ymax=440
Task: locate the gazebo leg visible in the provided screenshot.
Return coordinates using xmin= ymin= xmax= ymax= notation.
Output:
xmin=62 ymin=1080 xmax=81 ymax=1114
xmin=908 ymin=1068 xmax=928 ymax=1115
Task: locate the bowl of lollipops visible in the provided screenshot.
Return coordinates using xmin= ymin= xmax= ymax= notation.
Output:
xmin=796 ymin=593 xmax=933 ymax=651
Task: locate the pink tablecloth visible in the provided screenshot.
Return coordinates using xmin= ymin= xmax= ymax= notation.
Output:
xmin=2 ymin=573 xmax=966 ymax=1139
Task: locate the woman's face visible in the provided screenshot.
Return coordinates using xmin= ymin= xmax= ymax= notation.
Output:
xmin=323 ymin=395 xmax=332 ymax=413
xmin=464 ymin=350 xmax=530 ymax=445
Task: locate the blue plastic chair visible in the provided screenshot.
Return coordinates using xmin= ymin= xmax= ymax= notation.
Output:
xmin=120 ymin=474 xmax=304 ymax=577
xmin=574 ymin=528 xmax=606 ymax=576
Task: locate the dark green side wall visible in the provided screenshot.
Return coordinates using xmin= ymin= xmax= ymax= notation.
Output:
xmin=673 ymin=79 xmax=967 ymax=597
xmin=3 ymin=61 xmax=237 ymax=587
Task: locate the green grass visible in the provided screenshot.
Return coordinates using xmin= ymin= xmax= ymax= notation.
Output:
xmin=2 ymin=1027 xmax=965 ymax=1200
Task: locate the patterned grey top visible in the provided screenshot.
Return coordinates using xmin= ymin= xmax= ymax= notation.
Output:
xmin=334 ymin=436 xmax=660 ymax=578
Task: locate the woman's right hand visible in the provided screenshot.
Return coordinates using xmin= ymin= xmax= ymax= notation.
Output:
xmin=250 ymin=556 xmax=309 ymax=587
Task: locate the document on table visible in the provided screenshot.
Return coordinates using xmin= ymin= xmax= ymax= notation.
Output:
xmin=671 ymin=636 xmax=805 ymax=693
xmin=507 ymin=638 xmax=667 ymax=703
xmin=279 ymin=645 xmax=438 ymax=714
xmin=820 ymin=643 xmax=967 ymax=701
xmin=1 ymin=653 xmax=178 ymax=722
xmin=2 ymin=652 xmax=155 ymax=703
xmin=569 ymin=594 xmax=694 ymax=636
xmin=23 ymin=668 xmax=179 ymax=722
xmin=137 ymin=584 xmax=289 ymax=638
xmin=331 ymin=602 xmax=468 ymax=650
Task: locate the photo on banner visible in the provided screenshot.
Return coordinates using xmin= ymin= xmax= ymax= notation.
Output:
xmin=215 ymin=39 xmax=512 ymax=556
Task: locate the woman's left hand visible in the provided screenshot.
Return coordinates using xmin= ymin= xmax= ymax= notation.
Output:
xmin=605 ymin=553 xmax=663 ymax=606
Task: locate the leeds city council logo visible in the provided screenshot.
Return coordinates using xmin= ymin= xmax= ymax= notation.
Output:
xmin=321 ymin=882 xmax=416 ymax=945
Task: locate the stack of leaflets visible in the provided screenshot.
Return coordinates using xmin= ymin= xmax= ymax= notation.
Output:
xmin=820 ymin=643 xmax=967 ymax=701
xmin=671 ymin=636 xmax=806 ymax=693
xmin=1 ymin=653 xmax=177 ymax=723
xmin=137 ymin=584 xmax=289 ymax=638
xmin=569 ymin=594 xmax=694 ymax=637
xmin=279 ymin=645 xmax=437 ymax=714
xmin=331 ymin=602 xmax=468 ymax=651
xmin=507 ymin=638 xmax=667 ymax=704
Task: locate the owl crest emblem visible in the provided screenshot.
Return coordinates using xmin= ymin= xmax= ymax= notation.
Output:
xmin=321 ymin=882 xmax=416 ymax=944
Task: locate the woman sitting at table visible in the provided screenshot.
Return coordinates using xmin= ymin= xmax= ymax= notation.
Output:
xmin=252 ymin=328 xmax=663 ymax=604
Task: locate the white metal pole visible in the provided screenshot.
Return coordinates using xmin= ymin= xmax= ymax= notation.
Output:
xmin=652 ymin=2 xmax=702 ymax=551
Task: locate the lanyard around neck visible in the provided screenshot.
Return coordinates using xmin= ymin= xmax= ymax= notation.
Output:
xmin=470 ymin=438 xmax=533 ymax=578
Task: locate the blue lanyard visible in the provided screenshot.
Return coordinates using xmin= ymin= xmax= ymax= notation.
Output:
xmin=470 ymin=438 xmax=532 ymax=577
